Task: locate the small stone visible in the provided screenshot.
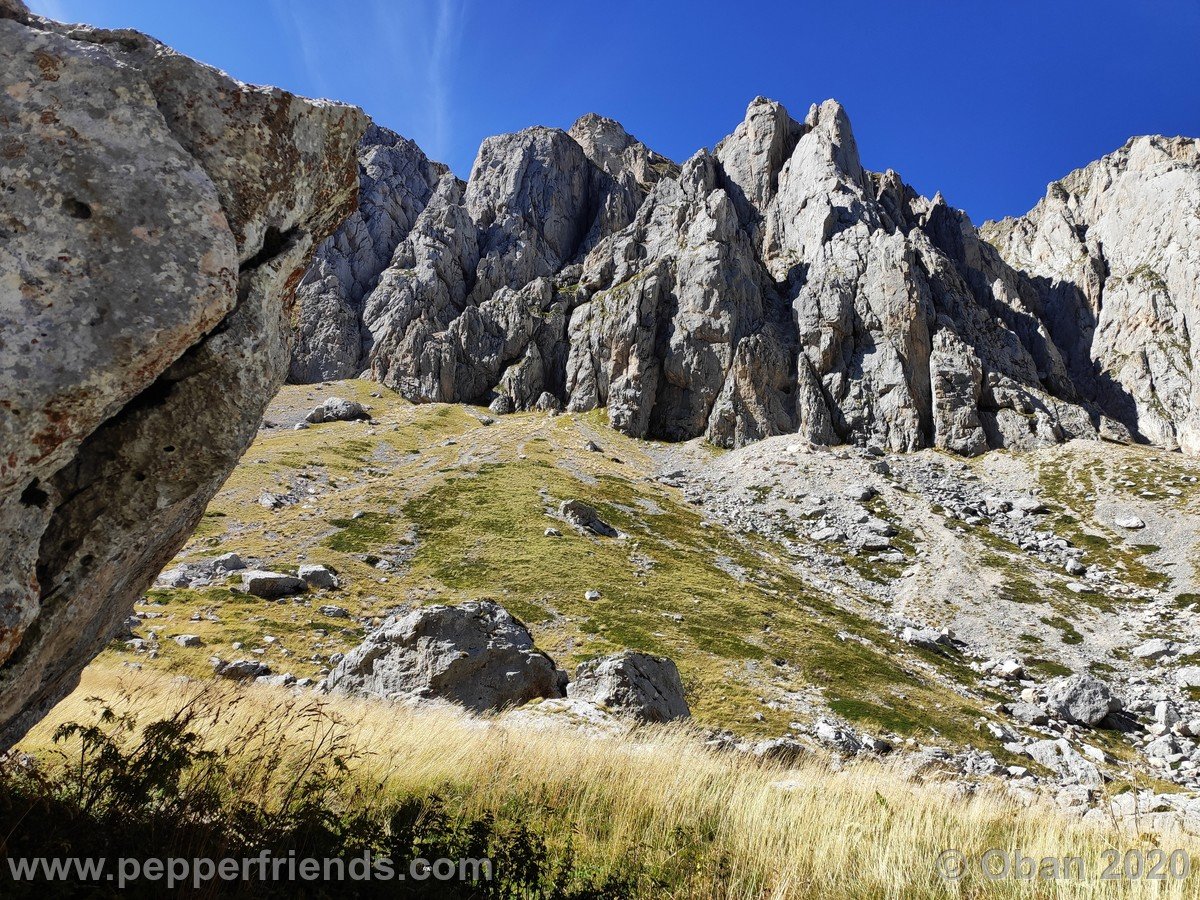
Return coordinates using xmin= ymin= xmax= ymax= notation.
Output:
xmin=584 ymin=589 xmax=602 ymax=601
xmin=173 ymin=634 xmax=202 ymax=648
xmin=214 ymin=552 xmax=245 ymax=572
xmin=844 ymin=484 xmax=876 ymax=502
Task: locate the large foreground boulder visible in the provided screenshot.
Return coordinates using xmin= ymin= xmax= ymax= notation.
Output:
xmin=567 ymin=650 xmax=690 ymax=723
xmin=0 ymin=1 xmax=367 ymax=749
xmin=323 ymin=601 xmax=567 ymax=712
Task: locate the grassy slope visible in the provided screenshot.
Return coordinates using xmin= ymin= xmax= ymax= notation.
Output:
xmin=16 ymin=666 xmax=1200 ymax=900
xmin=95 ymin=382 xmax=1006 ymax=751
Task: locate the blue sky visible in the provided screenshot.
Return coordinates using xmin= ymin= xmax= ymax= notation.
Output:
xmin=29 ymin=0 xmax=1200 ymax=222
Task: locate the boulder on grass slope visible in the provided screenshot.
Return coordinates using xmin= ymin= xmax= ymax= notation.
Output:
xmin=567 ymin=650 xmax=690 ymax=723
xmin=324 ymin=601 xmax=567 ymax=712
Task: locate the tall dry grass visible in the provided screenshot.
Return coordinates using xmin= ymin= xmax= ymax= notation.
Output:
xmin=16 ymin=666 xmax=1200 ymax=899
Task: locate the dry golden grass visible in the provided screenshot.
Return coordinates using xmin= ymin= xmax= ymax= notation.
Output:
xmin=19 ymin=664 xmax=1200 ymax=899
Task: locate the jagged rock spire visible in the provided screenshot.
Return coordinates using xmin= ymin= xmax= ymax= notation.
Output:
xmin=289 ymin=98 xmax=1200 ymax=459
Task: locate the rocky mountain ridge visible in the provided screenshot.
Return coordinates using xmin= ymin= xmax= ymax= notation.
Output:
xmin=292 ymin=98 xmax=1200 ymax=457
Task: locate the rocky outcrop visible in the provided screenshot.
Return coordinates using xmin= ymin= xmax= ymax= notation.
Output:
xmin=567 ymin=651 xmax=690 ymax=723
xmin=982 ymin=136 xmax=1200 ymax=453
xmin=288 ymin=97 xmax=1200 ymax=457
xmin=0 ymin=2 xmax=366 ymax=748
xmin=323 ymin=601 xmax=566 ymax=711
xmin=289 ymin=125 xmax=447 ymax=382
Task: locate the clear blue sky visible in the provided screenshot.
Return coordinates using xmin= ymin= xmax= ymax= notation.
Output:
xmin=29 ymin=0 xmax=1200 ymax=223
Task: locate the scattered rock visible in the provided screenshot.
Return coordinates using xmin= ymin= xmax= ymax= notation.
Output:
xmin=241 ymin=571 xmax=307 ymax=599
xmin=1010 ymin=702 xmax=1050 ymax=726
xmin=214 ymin=659 xmax=272 ymax=680
xmin=560 ymin=500 xmax=618 ymax=536
xmin=1131 ymin=639 xmax=1175 ymax=661
xmin=568 ymin=651 xmax=690 ymax=723
xmin=323 ymin=601 xmax=566 ymax=712
xmin=1044 ymin=674 xmax=1119 ymax=727
xmin=214 ymin=553 xmax=245 ymax=572
xmin=751 ymin=737 xmax=807 ymax=765
xmin=1025 ymin=739 xmax=1104 ymax=787
xmin=306 ymin=397 xmax=370 ymax=424
xmin=901 ymin=627 xmax=953 ymax=653
xmin=298 ymin=564 xmax=339 ymax=590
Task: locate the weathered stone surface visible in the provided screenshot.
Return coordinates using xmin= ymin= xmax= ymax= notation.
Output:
xmin=241 ymin=570 xmax=307 ymax=599
xmin=0 ymin=7 xmax=366 ymax=748
xmin=1045 ymin=674 xmax=1119 ymax=727
xmin=559 ymin=499 xmax=617 ymax=536
xmin=983 ymin=136 xmax=1200 ymax=454
xmin=298 ymin=564 xmax=339 ymax=590
xmin=289 ymin=93 xmax=1200 ymax=460
xmin=289 ymin=125 xmax=447 ymax=382
xmin=323 ymin=600 xmax=567 ymax=712
xmin=214 ymin=659 xmax=272 ymax=681
xmin=1026 ymin=738 xmax=1104 ymax=787
xmin=305 ymin=396 xmax=368 ymax=424
xmin=567 ymin=650 xmax=690 ymax=723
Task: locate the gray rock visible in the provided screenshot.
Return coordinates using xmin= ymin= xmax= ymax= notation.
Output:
xmin=983 ymin=136 xmax=1200 ymax=454
xmin=1155 ymin=701 xmax=1181 ymax=728
xmin=750 ymin=736 xmax=807 ymax=765
xmin=318 ymin=605 xmax=350 ymax=619
xmin=289 ymin=125 xmax=448 ymax=383
xmin=1114 ymin=515 xmax=1147 ymax=530
xmin=1132 ymin=639 xmax=1176 ymax=661
xmin=306 ymin=397 xmax=368 ymax=424
xmin=173 ymin=634 xmax=202 ymax=648
xmin=241 ymin=571 xmax=307 ymax=599
xmin=1025 ymin=739 xmax=1104 ymax=787
xmin=1044 ymin=674 xmax=1120 ymax=727
xmin=1010 ymin=702 xmax=1050 ymax=726
xmin=214 ymin=553 xmax=245 ymax=572
xmin=567 ymin=651 xmax=690 ymax=723
xmin=843 ymin=484 xmax=877 ymax=502
xmin=813 ymin=720 xmax=864 ymax=754
xmin=323 ymin=600 xmax=566 ymax=712
xmin=256 ymin=673 xmax=297 ymax=688
xmin=298 ymin=564 xmax=339 ymax=590
xmin=157 ymin=568 xmax=192 ymax=589
xmin=214 ymin=659 xmax=272 ymax=680
xmin=560 ymin=499 xmax=617 ymax=536
xmin=0 ymin=6 xmax=365 ymax=749
xmin=901 ymin=626 xmax=952 ymax=652
xmin=1147 ymin=736 xmax=1180 ymax=758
